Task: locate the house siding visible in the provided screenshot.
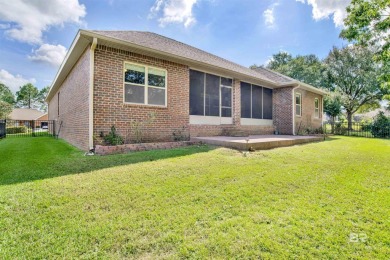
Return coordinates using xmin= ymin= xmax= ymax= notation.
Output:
xmin=48 ymin=46 xmax=90 ymax=150
xmin=294 ymin=88 xmax=323 ymax=133
xmin=93 ymin=45 xmax=190 ymax=144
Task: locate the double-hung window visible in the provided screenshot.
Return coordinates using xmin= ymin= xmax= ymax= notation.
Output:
xmin=314 ymin=98 xmax=319 ymax=118
xmin=295 ymin=93 xmax=302 ymax=116
xmin=124 ymin=62 xmax=167 ymax=106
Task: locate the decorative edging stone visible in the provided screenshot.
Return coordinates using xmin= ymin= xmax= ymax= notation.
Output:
xmin=95 ymin=141 xmax=197 ymax=155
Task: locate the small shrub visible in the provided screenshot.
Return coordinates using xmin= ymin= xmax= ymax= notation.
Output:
xmin=370 ymin=112 xmax=390 ymax=138
xmin=6 ymin=126 xmax=27 ymax=134
xmin=103 ymin=125 xmax=124 ymax=145
xmin=334 ymin=122 xmax=347 ymax=135
xmin=172 ymin=126 xmax=189 ymax=141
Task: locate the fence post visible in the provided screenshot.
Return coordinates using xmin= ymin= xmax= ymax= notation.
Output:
xmin=31 ymin=120 xmax=35 ymax=137
xmin=53 ymin=120 xmax=56 ymax=138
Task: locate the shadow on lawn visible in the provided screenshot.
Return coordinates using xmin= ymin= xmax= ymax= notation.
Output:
xmin=0 ymin=138 xmax=214 ymax=186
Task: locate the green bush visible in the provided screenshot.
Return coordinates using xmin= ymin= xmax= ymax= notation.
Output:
xmin=6 ymin=126 xmax=27 ymax=134
xmin=334 ymin=122 xmax=347 ymax=135
xmin=370 ymin=112 xmax=390 ymax=138
xmin=103 ymin=125 xmax=124 ymax=145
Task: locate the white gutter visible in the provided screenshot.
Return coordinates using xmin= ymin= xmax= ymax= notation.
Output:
xmin=279 ymin=81 xmax=327 ymax=95
xmin=89 ymin=38 xmax=97 ymax=150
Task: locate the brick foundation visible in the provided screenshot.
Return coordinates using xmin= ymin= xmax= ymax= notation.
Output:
xmin=95 ymin=141 xmax=196 ymax=155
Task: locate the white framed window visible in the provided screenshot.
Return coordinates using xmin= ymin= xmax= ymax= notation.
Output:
xmin=314 ymin=98 xmax=319 ymax=118
xmin=123 ymin=62 xmax=167 ymax=106
xmin=295 ymin=93 xmax=302 ymax=117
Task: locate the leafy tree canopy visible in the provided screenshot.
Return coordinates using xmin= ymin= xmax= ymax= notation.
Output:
xmin=16 ymin=83 xmax=39 ymax=109
xmin=0 ymin=100 xmax=13 ymax=119
xmin=340 ymin=0 xmax=390 ymax=76
xmin=0 ymin=83 xmax=15 ymax=105
xmin=324 ymin=91 xmax=343 ymax=120
xmin=254 ymin=52 xmax=329 ymax=89
xmin=324 ymin=45 xmax=389 ymax=128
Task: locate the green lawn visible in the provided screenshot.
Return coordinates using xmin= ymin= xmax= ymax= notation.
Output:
xmin=0 ymin=137 xmax=389 ymax=258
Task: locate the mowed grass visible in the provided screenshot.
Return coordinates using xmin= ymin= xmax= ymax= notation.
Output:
xmin=0 ymin=137 xmax=389 ymax=259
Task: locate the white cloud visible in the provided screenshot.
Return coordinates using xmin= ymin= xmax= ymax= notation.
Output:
xmin=263 ymin=3 xmax=279 ymax=29
xmin=0 ymin=0 xmax=86 ymax=44
xmin=28 ymin=44 xmax=67 ymax=67
xmin=149 ymin=0 xmax=198 ymax=28
xmin=296 ymin=0 xmax=351 ymax=27
xmin=0 ymin=69 xmax=36 ymax=93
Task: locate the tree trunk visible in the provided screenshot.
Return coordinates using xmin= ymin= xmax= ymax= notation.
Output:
xmin=347 ymin=112 xmax=353 ymax=131
xmin=330 ymin=116 xmax=335 ymax=134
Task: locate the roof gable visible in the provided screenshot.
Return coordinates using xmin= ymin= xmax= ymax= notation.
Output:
xmin=47 ymin=30 xmax=327 ymax=101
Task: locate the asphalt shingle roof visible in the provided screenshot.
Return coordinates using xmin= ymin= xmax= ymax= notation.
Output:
xmin=90 ymin=30 xmax=295 ymax=85
xmin=9 ymin=108 xmax=46 ymax=120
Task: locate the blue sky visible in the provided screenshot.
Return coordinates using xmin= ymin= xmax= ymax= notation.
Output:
xmin=0 ymin=0 xmax=351 ymax=93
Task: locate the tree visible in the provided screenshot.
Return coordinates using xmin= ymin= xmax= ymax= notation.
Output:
xmin=340 ymin=0 xmax=390 ymax=68
xmin=324 ymin=45 xmax=389 ymax=130
xmin=0 ymin=100 xmax=13 ymax=119
xmin=16 ymin=83 xmax=39 ymax=109
xmin=266 ymin=52 xmax=292 ymax=70
xmin=37 ymin=86 xmax=50 ymax=112
xmin=257 ymin=52 xmax=329 ymax=89
xmin=0 ymin=83 xmax=15 ymax=104
xmin=324 ymin=91 xmax=343 ymax=133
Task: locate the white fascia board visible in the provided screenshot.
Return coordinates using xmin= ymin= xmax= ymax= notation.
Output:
xmin=46 ymin=31 xmax=91 ymax=102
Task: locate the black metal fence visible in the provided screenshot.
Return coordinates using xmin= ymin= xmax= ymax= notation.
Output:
xmin=0 ymin=120 xmax=5 ymax=139
xmin=323 ymin=122 xmax=390 ymax=139
xmin=0 ymin=119 xmax=55 ymax=138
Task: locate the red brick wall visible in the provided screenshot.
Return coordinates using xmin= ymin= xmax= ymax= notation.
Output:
xmin=48 ymin=46 xmax=90 ymax=150
xmin=294 ymin=88 xmax=323 ymax=133
xmin=93 ymin=45 xmax=190 ymax=144
xmin=273 ymin=87 xmax=294 ymax=134
xmin=49 ymin=43 xmax=324 ymax=151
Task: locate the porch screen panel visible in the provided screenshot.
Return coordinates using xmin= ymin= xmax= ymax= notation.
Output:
xmin=221 ymin=87 xmax=232 ymax=117
xmin=240 ymin=82 xmax=251 ymax=118
xmin=205 ymin=73 xmax=220 ymax=116
xmin=263 ymin=87 xmax=273 ymax=119
xmin=189 ymin=70 xmax=205 ymax=115
xmin=252 ymin=85 xmax=263 ymax=119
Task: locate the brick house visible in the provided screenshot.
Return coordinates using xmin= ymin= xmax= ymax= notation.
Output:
xmin=9 ymin=108 xmax=48 ymax=128
xmin=46 ymin=30 xmax=326 ymax=151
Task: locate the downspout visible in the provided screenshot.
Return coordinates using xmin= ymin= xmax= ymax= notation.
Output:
xmin=292 ymin=85 xmax=299 ymax=135
xmin=89 ymin=38 xmax=97 ymax=151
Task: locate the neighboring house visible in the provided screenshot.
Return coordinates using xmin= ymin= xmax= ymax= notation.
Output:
xmin=46 ymin=30 xmax=326 ymax=151
xmin=353 ymin=108 xmax=390 ymax=122
xmin=9 ymin=108 xmax=48 ymax=128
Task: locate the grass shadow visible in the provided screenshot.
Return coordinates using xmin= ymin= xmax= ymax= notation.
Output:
xmin=0 ymin=137 xmax=214 ymax=186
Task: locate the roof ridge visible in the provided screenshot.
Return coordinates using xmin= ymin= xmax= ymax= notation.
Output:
xmin=90 ymin=30 xmax=274 ymax=83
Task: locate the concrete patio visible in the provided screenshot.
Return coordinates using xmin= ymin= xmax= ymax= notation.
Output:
xmin=191 ymin=135 xmax=324 ymax=151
